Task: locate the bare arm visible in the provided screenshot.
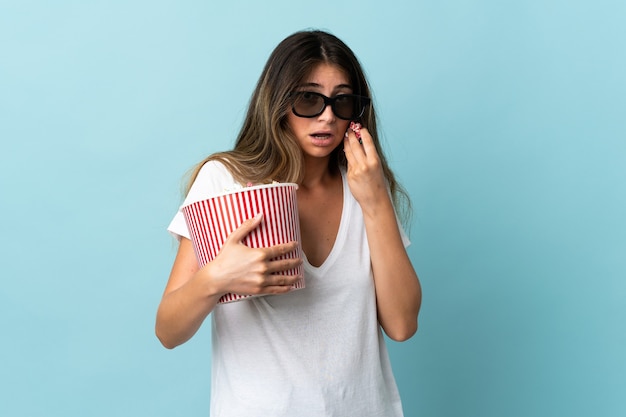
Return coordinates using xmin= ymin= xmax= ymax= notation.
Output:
xmin=155 ymin=214 xmax=303 ymax=348
xmin=343 ymin=127 xmax=422 ymax=341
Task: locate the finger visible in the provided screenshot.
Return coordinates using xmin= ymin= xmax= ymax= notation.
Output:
xmin=225 ymin=213 xmax=263 ymax=244
xmin=357 ymin=127 xmax=375 ymax=153
xmin=266 ymin=273 xmax=303 ymax=288
xmin=266 ymin=255 xmax=303 ymax=275
xmin=343 ymin=128 xmax=363 ymax=162
xmin=262 ymin=240 xmax=300 ymax=260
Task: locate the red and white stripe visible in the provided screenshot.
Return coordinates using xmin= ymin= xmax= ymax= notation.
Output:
xmin=182 ymin=184 xmax=304 ymax=303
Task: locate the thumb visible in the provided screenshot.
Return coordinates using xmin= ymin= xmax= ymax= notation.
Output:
xmin=225 ymin=212 xmax=263 ymax=244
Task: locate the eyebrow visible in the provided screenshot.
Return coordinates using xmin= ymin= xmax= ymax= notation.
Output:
xmin=299 ymin=82 xmax=353 ymax=90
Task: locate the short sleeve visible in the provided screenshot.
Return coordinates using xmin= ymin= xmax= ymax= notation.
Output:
xmin=167 ymin=160 xmax=238 ymax=240
xmin=399 ymin=222 xmax=411 ymax=248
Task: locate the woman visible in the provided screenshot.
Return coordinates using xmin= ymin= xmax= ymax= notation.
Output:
xmin=156 ymin=29 xmax=422 ymax=416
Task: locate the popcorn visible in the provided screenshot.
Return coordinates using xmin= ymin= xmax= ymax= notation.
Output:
xmin=349 ymin=121 xmax=363 ymax=143
xmin=224 ymin=180 xmax=280 ymax=193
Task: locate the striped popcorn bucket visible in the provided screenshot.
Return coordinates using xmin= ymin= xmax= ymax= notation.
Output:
xmin=181 ymin=183 xmax=304 ymax=303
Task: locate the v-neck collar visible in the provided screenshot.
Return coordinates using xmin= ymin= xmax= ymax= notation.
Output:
xmin=302 ymin=167 xmax=350 ymax=275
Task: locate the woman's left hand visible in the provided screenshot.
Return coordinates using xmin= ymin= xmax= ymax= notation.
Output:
xmin=343 ymin=122 xmax=421 ymax=342
xmin=343 ymin=123 xmax=388 ymax=209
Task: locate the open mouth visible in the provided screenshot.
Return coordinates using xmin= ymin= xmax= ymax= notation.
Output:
xmin=311 ymin=132 xmax=332 ymax=139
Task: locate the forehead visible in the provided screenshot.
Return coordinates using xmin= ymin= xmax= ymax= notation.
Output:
xmin=301 ymin=63 xmax=351 ymax=88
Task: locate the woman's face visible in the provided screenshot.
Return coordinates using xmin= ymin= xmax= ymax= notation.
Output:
xmin=286 ymin=63 xmax=352 ymax=161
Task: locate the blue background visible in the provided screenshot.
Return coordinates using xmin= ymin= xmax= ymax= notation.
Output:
xmin=1 ymin=1 xmax=625 ymax=416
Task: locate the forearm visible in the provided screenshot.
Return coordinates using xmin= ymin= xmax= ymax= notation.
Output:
xmin=363 ymin=196 xmax=422 ymax=341
xmin=155 ymin=273 xmax=220 ymax=349
xmin=155 ymin=221 xmax=302 ymax=349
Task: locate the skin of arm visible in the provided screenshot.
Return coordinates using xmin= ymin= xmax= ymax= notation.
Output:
xmin=156 ymin=214 xmax=302 ymax=349
xmin=343 ymin=127 xmax=422 ymax=342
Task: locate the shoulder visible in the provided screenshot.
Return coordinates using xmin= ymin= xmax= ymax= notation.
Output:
xmin=196 ymin=159 xmax=234 ymax=180
xmin=183 ymin=160 xmax=239 ymax=206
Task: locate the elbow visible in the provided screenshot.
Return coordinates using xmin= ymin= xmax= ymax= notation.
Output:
xmin=386 ymin=319 xmax=418 ymax=342
xmin=155 ymin=327 xmax=179 ymax=350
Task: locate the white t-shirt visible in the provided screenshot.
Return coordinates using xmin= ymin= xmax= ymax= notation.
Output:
xmin=168 ymin=160 xmax=409 ymax=417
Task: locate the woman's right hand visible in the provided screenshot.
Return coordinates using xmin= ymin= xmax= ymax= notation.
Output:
xmin=201 ymin=213 xmax=303 ymax=297
xmin=156 ymin=213 xmax=302 ymax=348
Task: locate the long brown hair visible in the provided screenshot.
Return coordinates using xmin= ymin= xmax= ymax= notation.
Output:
xmin=187 ymin=30 xmax=411 ymax=223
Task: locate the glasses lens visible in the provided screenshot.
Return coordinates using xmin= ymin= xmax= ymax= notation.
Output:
xmin=333 ymin=95 xmax=357 ymax=120
xmin=293 ymin=92 xmax=324 ymax=117
xmin=291 ymin=92 xmax=369 ymax=120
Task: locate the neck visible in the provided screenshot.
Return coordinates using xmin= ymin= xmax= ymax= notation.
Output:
xmin=300 ymin=155 xmax=338 ymax=189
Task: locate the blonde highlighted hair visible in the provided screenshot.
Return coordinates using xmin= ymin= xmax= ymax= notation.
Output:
xmin=187 ymin=30 xmax=411 ymax=224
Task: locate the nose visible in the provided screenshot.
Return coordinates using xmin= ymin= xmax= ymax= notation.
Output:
xmin=317 ymin=102 xmax=336 ymax=122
